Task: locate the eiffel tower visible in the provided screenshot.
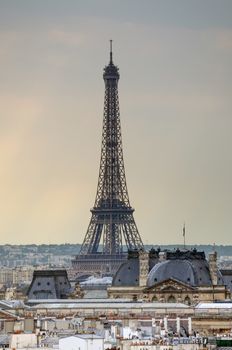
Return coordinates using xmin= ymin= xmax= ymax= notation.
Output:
xmin=72 ymin=42 xmax=144 ymax=277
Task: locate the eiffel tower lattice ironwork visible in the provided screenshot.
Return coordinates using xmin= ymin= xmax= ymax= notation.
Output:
xmin=72 ymin=42 xmax=144 ymax=277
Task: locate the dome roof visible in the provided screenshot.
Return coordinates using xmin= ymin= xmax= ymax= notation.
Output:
xmin=112 ymin=248 xmax=224 ymax=288
xmin=147 ymin=258 xmax=213 ymax=287
xmin=112 ymin=258 xmax=139 ymax=286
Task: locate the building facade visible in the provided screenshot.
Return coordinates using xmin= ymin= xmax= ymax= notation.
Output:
xmin=108 ymin=249 xmax=230 ymax=304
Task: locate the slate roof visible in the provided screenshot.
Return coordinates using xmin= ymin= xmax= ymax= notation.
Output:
xmin=112 ymin=249 xmax=224 ymax=288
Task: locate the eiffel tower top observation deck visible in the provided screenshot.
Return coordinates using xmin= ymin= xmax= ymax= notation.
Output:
xmin=73 ymin=42 xmax=144 ymax=276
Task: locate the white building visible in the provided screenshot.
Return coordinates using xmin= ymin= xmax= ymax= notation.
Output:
xmin=10 ymin=333 xmax=37 ymax=349
xmin=59 ymin=334 xmax=104 ymax=350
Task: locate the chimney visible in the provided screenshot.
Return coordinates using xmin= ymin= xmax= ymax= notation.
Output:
xmin=208 ymin=251 xmax=218 ymax=285
xmin=159 ymin=251 xmax=167 ymax=262
xmin=139 ymin=250 xmax=149 ymax=287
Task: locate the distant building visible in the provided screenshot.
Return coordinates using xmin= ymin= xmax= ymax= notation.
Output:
xmin=0 ymin=266 xmax=34 ymax=285
xmin=13 ymin=266 xmax=34 ymax=284
xmin=0 ymin=268 xmax=13 ymax=284
xmin=27 ymin=270 xmax=71 ymax=299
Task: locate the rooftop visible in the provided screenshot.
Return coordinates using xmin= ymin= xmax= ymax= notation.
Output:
xmin=30 ymin=300 xmax=190 ymax=310
xmin=196 ymin=302 xmax=232 ymax=309
xmin=74 ymin=334 xmax=104 ymax=339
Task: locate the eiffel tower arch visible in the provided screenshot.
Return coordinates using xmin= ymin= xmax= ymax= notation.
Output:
xmin=72 ymin=42 xmax=144 ymax=277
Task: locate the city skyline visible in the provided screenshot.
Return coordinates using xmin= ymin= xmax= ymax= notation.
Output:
xmin=0 ymin=0 xmax=232 ymax=245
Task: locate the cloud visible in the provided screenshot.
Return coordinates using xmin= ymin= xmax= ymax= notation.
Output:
xmin=214 ymin=29 xmax=232 ymax=50
xmin=49 ymin=29 xmax=84 ymax=47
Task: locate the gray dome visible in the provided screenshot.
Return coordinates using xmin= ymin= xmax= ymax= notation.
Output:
xmin=147 ymin=260 xmax=196 ymax=287
xmin=112 ymin=258 xmax=139 ymax=286
xmin=190 ymin=258 xmax=223 ymax=285
xmin=147 ymin=259 xmax=214 ymax=287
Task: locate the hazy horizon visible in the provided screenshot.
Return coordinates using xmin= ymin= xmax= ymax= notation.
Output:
xmin=0 ymin=0 xmax=232 ymax=245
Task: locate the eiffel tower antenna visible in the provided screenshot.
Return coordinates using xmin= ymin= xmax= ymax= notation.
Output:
xmin=72 ymin=44 xmax=144 ymax=277
xmin=110 ymin=39 xmax=113 ymax=63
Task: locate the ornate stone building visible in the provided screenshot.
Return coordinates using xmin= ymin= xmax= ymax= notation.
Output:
xmin=108 ymin=249 xmax=230 ymax=304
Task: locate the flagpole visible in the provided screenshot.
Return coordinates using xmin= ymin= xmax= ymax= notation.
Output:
xmin=183 ymin=223 xmax=186 ymax=250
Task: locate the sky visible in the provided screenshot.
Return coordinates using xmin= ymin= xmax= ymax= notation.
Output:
xmin=0 ymin=0 xmax=232 ymax=245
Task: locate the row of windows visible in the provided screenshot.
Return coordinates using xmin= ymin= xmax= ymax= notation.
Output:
xmin=37 ymin=281 xmax=67 ymax=286
xmin=152 ymin=295 xmax=191 ymax=305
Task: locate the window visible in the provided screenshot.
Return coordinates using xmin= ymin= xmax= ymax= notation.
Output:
xmin=167 ymin=295 xmax=176 ymax=303
xmin=184 ymin=296 xmax=191 ymax=305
